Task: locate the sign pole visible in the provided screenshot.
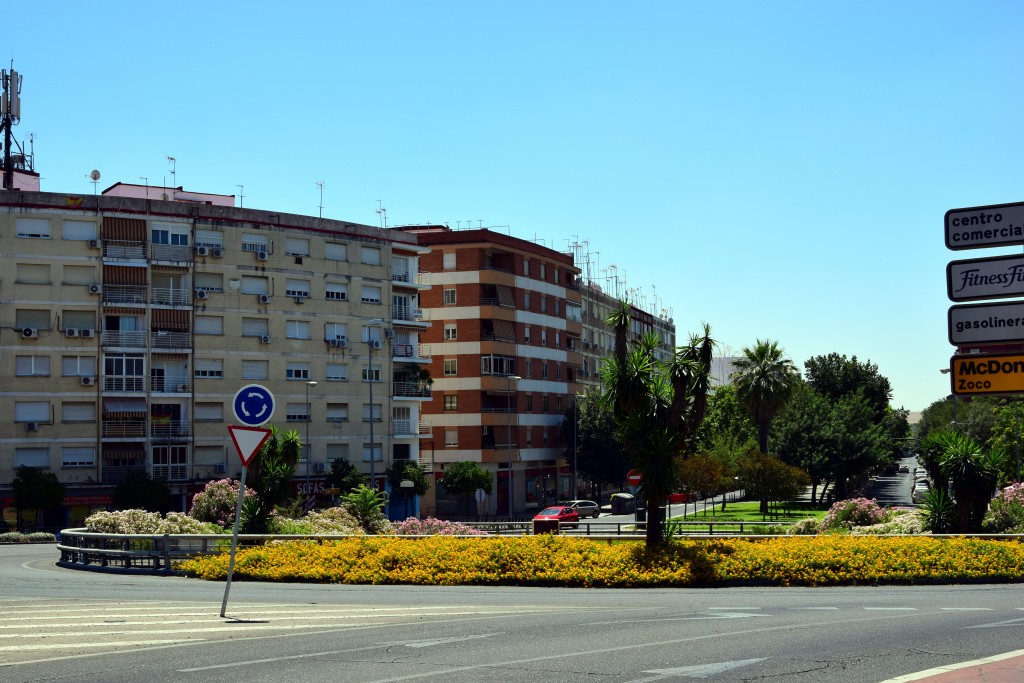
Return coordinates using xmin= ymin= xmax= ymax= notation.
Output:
xmin=220 ymin=465 xmax=247 ymax=618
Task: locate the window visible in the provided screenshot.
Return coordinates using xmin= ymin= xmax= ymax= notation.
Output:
xmin=362 ymin=367 xmax=382 ymax=382
xmin=194 ymin=316 xmax=224 ymax=335
xmin=481 ymin=355 xmax=516 ymax=376
xmin=543 ymin=428 xmax=549 ymax=446
xmin=195 ymin=272 xmax=224 ymax=292
xmin=525 ymin=394 xmax=533 ymax=412
xmin=63 ymin=310 xmax=95 ymax=331
xmin=285 ymin=279 xmax=310 ymax=298
xmin=540 ymin=296 xmax=547 ymax=313
xmin=16 ymin=264 xmax=50 ymax=284
xmin=326 ymin=363 xmax=348 ymax=381
xmin=195 ymin=402 xmax=224 ymax=422
xmin=443 ymin=288 xmax=456 ymax=305
xmin=542 ymin=362 xmax=549 ymax=379
xmin=523 ymin=326 xmax=531 ymax=344
xmin=286 ymin=362 xmax=310 ymax=380
xmin=325 ymin=322 xmax=347 ymax=341
xmin=554 ymin=268 xmax=560 ymax=283
xmin=242 ymin=318 xmax=270 ymax=337
xmin=285 ymin=237 xmax=310 ymax=256
xmin=526 ymin=428 xmax=533 ymax=446
xmin=556 ymin=396 xmax=563 ymax=412
xmin=555 ymin=363 xmax=561 ymax=380
xmin=326 ymin=443 xmax=350 ymax=462
xmin=542 ymin=395 xmax=550 ymax=411
xmin=361 ymin=246 xmax=381 ymax=265
xmin=523 ymin=260 xmax=530 ymax=276
xmin=241 ymin=360 xmax=269 ymax=379
xmin=526 ymin=359 xmax=533 ymax=377
xmin=362 ymin=326 xmax=383 ymax=343
xmin=444 ymin=324 xmax=457 ymax=340
xmin=62 ymin=355 xmax=96 ymax=377
xmin=555 ymin=300 xmax=560 ymax=316
xmin=195 ymin=358 xmax=224 ymax=378
xmin=15 ymin=401 xmax=50 ymax=423
xmin=241 ymin=233 xmax=269 ymax=253
xmin=61 ymin=402 xmax=96 ymax=423
xmin=63 ymin=265 xmax=95 ymax=286
xmin=326 ymin=403 xmax=349 ymax=422
xmin=362 ymin=403 xmax=382 ymax=422
xmin=62 ymin=447 xmax=96 ymax=468
xmin=15 ymin=448 xmax=49 ymax=467
xmin=444 ymin=359 xmax=457 ymax=376
xmin=195 ymin=229 xmax=224 ymax=249
xmin=444 ymin=395 xmax=457 ymax=411
xmin=555 ymin=332 xmax=560 ymax=348
xmin=286 ymin=402 xmax=310 ymax=422
xmin=16 ymin=356 xmax=50 ymax=377
xmin=362 ymin=443 xmax=383 ymax=462
xmin=325 ymin=242 xmax=348 ymax=261
xmin=16 ymin=217 xmax=50 ymax=238
xmin=567 ymin=302 xmax=582 ymax=322
xmin=524 ymin=292 xmax=531 ymax=310
xmin=540 ymin=263 xmax=546 ymax=280
xmin=445 ymin=430 xmax=458 ymax=447
xmin=541 ymin=329 xmax=548 ymax=346
xmin=16 ymin=309 xmax=50 ymax=331
xmin=286 ymin=319 xmax=311 ymax=339
xmin=443 ymin=252 xmax=456 ymax=270
xmin=240 ymin=276 xmax=269 ymax=295
xmin=62 ymin=220 xmax=97 ymax=241
xmin=326 ymin=282 xmax=348 ymax=301
xmin=151 ymin=222 xmax=189 ymax=246
xmin=361 ymin=285 xmax=382 ymax=304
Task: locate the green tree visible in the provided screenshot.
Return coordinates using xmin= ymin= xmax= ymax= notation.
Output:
xmin=803 ymin=353 xmax=892 ymax=422
xmin=736 ymin=450 xmax=810 ymax=515
xmin=12 ymin=466 xmax=65 ymax=531
xmin=695 ymin=385 xmax=756 ymax=454
xmin=677 ymin=453 xmax=725 ymax=516
xmin=438 ymin=461 xmax=494 ymax=517
xmin=602 ymin=300 xmax=715 ymax=548
xmin=559 ymin=388 xmax=631 ymax=498
xmin=242 ymin=426 xmax=302 ymax=533
xmin=918 ymin=395 xmax=999 ymax=446
xmin=112 ymin=470 xmax=172 ymax=513
xmin=939 ymin=432 xmax=1003 ymax=533
xmin=328 ymin=458 xmax=367 ymax=496
xmin=339 ymin=484 xmax=390 ymax=534
xmin=386 ymin=461 xmax=431 ymax=518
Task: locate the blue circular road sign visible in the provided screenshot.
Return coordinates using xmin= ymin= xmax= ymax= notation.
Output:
xmin=232 ymin=384 xmax=276 ymax=427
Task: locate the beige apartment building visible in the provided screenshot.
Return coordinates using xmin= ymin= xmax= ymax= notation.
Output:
xmin=0 ymin=186 xmax=430 ymax=529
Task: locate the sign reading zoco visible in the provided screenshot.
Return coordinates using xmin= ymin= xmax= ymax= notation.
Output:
xmin=951 ymin=353 xmax=1024 ymax=396
xmin=947 ymin=254 xmax=1024 ymax=302
xmin=948 ymin=300 xmax=1024 ymax=346
xmin=945 ymin=201 xmax=1024 ymax=251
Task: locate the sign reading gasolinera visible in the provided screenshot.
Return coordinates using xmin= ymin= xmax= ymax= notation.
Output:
xmin=948 ymin=300 xmax=1024 ymax=346
xmin=951 ymin=354 xmax=1024 ymax=396
xmin=946 ymin=201 xmax=1024 ymax=251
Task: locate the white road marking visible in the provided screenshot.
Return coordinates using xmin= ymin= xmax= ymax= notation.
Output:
xmin=627 ymin=658 xmax=768 ymax=682
xmin=791 ymin=607 xmax=839 ymax=610
xmin=878 ymin=648 xmax=1024 ymax=682
xmin=864 ymin=607 xmax=917 ymax=611
xmin=402 ymin=634 xmax=500 ymax=648
xmin=942 ymin=607 xmax=993 ymax=611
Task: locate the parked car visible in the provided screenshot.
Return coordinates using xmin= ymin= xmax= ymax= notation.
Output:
xmin=533 ymin=506 xmax=579 ymax=528
xmin=898 ymin=464 xmax=910 ymax=474
xmin=564 ymin=500 xmax=601 ymax=518
xmin=912 ymin=479 xmax=930 ymax=503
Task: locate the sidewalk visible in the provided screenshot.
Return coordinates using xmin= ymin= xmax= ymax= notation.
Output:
xmin=881 ymin=649 xmax=1024 ymax=682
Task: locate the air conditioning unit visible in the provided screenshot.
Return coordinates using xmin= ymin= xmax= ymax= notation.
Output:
xmin=21 ymin=327 xmax=38 ymax=339
xmin=88 ymin=239 xmax=101 ymax=249
xmin=65 ymin=328 xmax=80 ymax=338
xmin=80 ymin=376 xmax=95 ymax=386
xmin=328 ymin=338 xmax=349 ymax=348
xmin=215 ymin=464 xmax=227 ymax=474
xmin=371 ymin=339 xmax=383 ymax=350
xmin=256 ymin=250 xmax=268 ymax=261
xmin=211 ymin=248 xmax=224 ymax=258
xmin=260 ymin=335 xmax=272 ymax=344
xmin=88 ymin=284 xmax=102 ymax=294
xmin=258 ymin=294 xmax=271 ymax=304
xmin=195 ymin=289 xmax=209 ymax=300
xmin=80 ymin=329 xmax=95 ymax=338
xmin=26 ymin=422 xmax=38 ymax=432
xmin=195 ymin=246 xmax=210 ymax=257
xmin=385 ymin=328 xmax=395 ymax=339
xmin=314 ymin=462 xmax=327 ymax=474
xmin=177 ymin=384 xmax=190 ymax=392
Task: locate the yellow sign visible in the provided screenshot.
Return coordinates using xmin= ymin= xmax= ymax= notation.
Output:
xmin=950 ymin=354 xmax=1024 ymax=395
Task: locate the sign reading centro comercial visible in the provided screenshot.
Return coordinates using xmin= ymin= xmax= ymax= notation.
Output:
xmin=947 ymin=254 xmax=1024 ymax=302
xmin=948 ymin=300 xmax=1024 ymax=346
xmin=951 ymin=354 xmax=1024 ymax=396
xmin=945 ymin=201 xmax=1024 ymax=250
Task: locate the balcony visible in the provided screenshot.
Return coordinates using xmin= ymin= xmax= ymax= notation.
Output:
xmin=393 ymin=343 xmax=431 ymax=360
xmin=150 ymin=376 xmax=190 ymax=393
xmin=151 ymin=244 xmax=191 ymax=263
xmin=151 ymin=331 xmax=192 ymax=350
xmin=393 ymin=381 xmax=432 ymax=399
xmin=151 ymin=421 xmax=190 ymax=440
xmin=103 ymin=285 xmax=147 ymax=305
xmin=102 ymin=330 xmax=147 ymax=348
xmin=393 ymin=420 xmax=432 ymax=438
xmin=102 ymin=240 xmax=146 ymax=260
xmin=104 ymin=376 xmax=146 ymax=392
xmin=392 ymin=303 xmax=428 ymax=323
xmin=150 ymin=287 xmax=191 ymax=307
xmin=152 ymin=464 xmax=189 ymax=481
xmin=102 ymin=420 xmax=146 ymax=438
xmin=392 ymin=270 xmax=430 ymax=287
xmin=100 ymin=465 xmax=147 ymax=484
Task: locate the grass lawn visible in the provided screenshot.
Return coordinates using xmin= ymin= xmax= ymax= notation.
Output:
xmin=670 ymin=501 xmax=827 ymax=523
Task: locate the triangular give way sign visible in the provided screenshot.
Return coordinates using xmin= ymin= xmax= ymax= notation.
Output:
xmin=228 ymin=425 xmax=272 ymax=466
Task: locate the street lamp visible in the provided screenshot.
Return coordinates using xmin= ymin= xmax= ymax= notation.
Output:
xmin=367 ymin=319 xmax=385 ymax=490
xmin=939 ymin=368 xmax=958 ymax=430
xmin=506 ymin=374 xmax=521 ymax=517
xmin=305 ymin=380 xmax=317 ymax=495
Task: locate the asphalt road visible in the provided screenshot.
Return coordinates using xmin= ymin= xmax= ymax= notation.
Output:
xmin=3 ymin=543 xmax=1024 ymax=683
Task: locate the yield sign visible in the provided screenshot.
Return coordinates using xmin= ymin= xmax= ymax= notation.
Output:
xmin=228 ymin=425 xmax=272 ymax=466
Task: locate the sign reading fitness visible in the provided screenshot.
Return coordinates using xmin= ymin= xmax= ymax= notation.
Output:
xmin=945 ymin=201 xmax=1024 ymax=251
xmin=948 ymin=300 xmax=1024 ymax=345
xmin=947 ymin=254 xmax=1024 ymax=302
xmin=951 ymin=353 xmax=1024 ymax=396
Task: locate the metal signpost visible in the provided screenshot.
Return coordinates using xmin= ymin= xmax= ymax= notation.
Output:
xmin=221 ymin=385 xmax=275 ymax=618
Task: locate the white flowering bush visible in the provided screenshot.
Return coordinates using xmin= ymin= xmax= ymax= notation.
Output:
xmin=787 ymin=518 xmax=820 ymax=535
xmin=268 ymin=507 xmax=364 ymax=535
xmin=85 ymin=509 xmax=221 ymax=534
xmin=392 ymin=517 xmax=489 ymax=536
xmin=189 ymin=479 xmax=248 ymax=528
xmin=852 ymin=509 xmax=926 ymax=535
xmin=819 ymin=498 xmax=887 ymax=533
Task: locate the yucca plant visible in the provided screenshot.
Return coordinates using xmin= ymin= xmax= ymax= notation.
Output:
xmin=921 ymin=487 xmax=956 ymax=534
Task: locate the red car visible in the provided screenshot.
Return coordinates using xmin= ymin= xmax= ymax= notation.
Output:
xmin=533 ymin=506 xmax=580 ymax=528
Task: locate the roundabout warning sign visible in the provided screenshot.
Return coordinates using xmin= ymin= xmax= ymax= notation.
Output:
xmin=950 ymin=353 xmax=1024 ymax=396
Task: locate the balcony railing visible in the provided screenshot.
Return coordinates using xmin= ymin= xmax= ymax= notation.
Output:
xmin=150 ymin=376 xmax=190 ymax=393
xmin=392 ymin=304 xmax=426 ymax=322
xmin=100 ymin=465 xmax=147 ymax=484
xmin=393 ymin=381 xmax=432 ymax=399
xmin=103 ymin=285 xmax=148 ymax=305
xmin=102 ymin=330 xmax=147 ymax=348
xmin=104 ymin=376 xmax=146 ymax=392
xmin=150 ymin=287 xmax=191 ymax=306
xmin=151 ymin=244 xmax=191 ymax=263
xmin=392 ymin=420 xmax=432 ymax=437
xmin=392 ymin=270 xmax=431 ymax=285
xmin=152 ymin=464 xmax=189 ymax=481
xmin=393 ymin=343 xmax=431 ymax=360
xmin=151 ymin=421 xmax=190 ymax=440
xmin=102 ymin=240 xmax=146 ymax=260
xmin=101 ymin=420 xmax=146 ymax=438
xmin=151 ymin=331 xmax=192 ymax=349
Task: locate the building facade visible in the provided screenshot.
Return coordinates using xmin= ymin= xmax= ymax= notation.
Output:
xmin=0 ymin=187 xmax=430 ymax=529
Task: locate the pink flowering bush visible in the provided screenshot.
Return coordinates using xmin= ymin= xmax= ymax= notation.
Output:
xmin=392 ymin=517 xmax=489 ymax=536
xmin=984 ymin=483 xmax=1024 ymax=533
xmin=819 ymin=498 xmax=887 ymax=533
xmin=189 ymin=479 xmax=250 ymax=528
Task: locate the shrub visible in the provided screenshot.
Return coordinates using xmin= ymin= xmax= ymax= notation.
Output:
xmin=85 ymin=509 xmax=221 ymax=535
xmin=268 ymin=507 xmax=363 ymax=535
xmin=819 ymin=498 xmax=887 ymax=533
xmin=393 ymin=517 xmax=488 ymax=536
xmin=26 ymin=531 xmax=56 ymax=543
xmin=787 ymin=518 xmax=820 ymax=535
xmin=0 ymin=532 xmax=24 ymax=543
xmin=189 ymin=479 xmax=248 ymax=528
xmin=921 ymin=488 xmax=957 ymax=534
xmin=854 ymin=509 xmax=926 ymax=535
xmin=984 ymin=482 xmax=1024 ymax=533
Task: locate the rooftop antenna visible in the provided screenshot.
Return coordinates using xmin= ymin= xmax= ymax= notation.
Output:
xmin=89 ymin=169 xmax=101 ymax=195
xmin=140 ymin=177 xmax=149 ymax=200
xmin=315 ymin=180 xmax=324 ymax=218
xmin=236 ymin=184 xmax=244 ymax=209
xmin=376 ymin=199 xmax=387 ymax=229
xmin=1 ymin=63 xmax=24 ymax=191
xmin=167 ymin=156 xmax=176 ymax=188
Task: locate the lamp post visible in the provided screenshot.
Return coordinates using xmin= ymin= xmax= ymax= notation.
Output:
xmin=506 ymin=374 xmax=521 ymax=517
xmin=305 ymin=380 xmax=317 ymax=495
xmin=367 ymin=319 xmax=385 ymax=490
xmin=940 ymin=368 xmax=958 ymax=431
xmin=573 ymin=393 xmax=578 ymax=499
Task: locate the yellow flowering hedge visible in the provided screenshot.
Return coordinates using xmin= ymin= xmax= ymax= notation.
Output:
xmin=175 ymin=535 xmax=1024 ymax=587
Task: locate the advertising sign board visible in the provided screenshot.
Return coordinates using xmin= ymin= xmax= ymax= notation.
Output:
xmin=948 ymin=300 xmax=1024 ymax=346
xmin=950 ymin=353 xmax=1024 ymax=396
xmin=945 ymin=201 xmax=1024 ymax=251
xmin=947 ymin=254 xmax=1024 ymax=302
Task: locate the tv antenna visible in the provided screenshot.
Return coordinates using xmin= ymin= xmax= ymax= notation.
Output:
xmin=376 ymin=199 xmax=387 ymax=229
xmin=89 ymin=169 xmax=101 ymax=195
xmin=2 ymin=63 xmax=25 ymax=191
xmin=315 ymin=180 xmax=324 ymax=217
xmin=167 ymin=156 xmax=176 ymax=187
xmin=236 ymin=184 xmax=244 ymax=209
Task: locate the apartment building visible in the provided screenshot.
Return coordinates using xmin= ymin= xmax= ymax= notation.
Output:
xmin=404 ymin=226 xmax=583 ymax=517
xmin=0 ymin=186 xmax=430 ymax=529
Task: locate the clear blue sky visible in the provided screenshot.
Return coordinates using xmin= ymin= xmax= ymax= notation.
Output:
xmin=9 ymin=1 xmax=1024 ymax=414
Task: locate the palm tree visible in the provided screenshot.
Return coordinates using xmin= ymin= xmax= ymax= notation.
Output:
xmin=939 ymin=432 xmax=1003 ymax=532
xmin=731 ymin=340 xmax=800 ymax=455
xmin=602 ymin=301 xmax=715 ymax=547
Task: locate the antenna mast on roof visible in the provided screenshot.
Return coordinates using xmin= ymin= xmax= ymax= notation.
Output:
xmin=2 ymin=63 xmax=27 ymax=191
xmin=376 ymin=199 xmax=387 ymax=229
xmin=316 ymin=180 xmax=324 ymax=218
